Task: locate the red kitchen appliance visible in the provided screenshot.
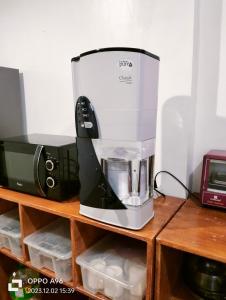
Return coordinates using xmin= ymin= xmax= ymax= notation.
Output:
xmin=201 ymin=150 xmax=226 ymax=209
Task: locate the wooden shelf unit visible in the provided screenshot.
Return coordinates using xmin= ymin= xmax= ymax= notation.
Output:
xmin=0 ymin=187 xmax=184 ymax=300
xmin=155 ymin=198 xmax=226 ymax=300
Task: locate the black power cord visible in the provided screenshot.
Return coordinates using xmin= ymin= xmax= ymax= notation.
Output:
xmin=154 ymin=170 xmax=200 ymax=200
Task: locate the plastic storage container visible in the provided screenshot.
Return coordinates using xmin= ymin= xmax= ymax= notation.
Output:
xmin=0 ymin=208 xmax=22 ymax=257
xmin=24 ymin=218 xmax=72 ymax=282
xmin=76 ymin=235 xmax=147 ymax=300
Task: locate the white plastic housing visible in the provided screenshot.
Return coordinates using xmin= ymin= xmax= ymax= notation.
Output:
xmin=80 ymin=198 xmax=154 ymax=230
xmin=72 ymin=50 xmax=159 ymax=141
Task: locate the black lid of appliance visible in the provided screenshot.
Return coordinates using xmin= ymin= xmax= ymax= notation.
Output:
xmin=71 ymin=47 xmax=160 ymax=62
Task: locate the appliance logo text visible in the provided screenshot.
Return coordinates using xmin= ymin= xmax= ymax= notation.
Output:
xmin=119 ymin=60 xmax=133 ymax=68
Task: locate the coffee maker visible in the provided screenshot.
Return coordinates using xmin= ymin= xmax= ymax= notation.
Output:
xmin=71 ymin=47 xmax=159 ymax=229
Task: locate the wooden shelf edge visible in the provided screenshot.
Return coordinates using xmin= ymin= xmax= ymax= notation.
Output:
xmin=76 ymin=285 xmax=110 ymax=300
xmin=0 ymin=187 xmax=79 ymax=219
xmin=0 ymin=188 xmax=185 ymax=243
xmin=0 ymin=247 xmax=24 ymax=264
xmin=0 ymin=187 xmax=149 ymax=242
xmin=156 ymin=198 xmax=226 ymax=264
xmin=156 ymin=239 xmax=226 ymax=265
xmin=74 ymin=216 xmax=150 ymax=242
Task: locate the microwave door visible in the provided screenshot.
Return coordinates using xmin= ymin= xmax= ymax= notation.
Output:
xmin=2 ymin=145 xmax=37 ymax=192
xmin=34 ymin=145 xmax=46 ymax=197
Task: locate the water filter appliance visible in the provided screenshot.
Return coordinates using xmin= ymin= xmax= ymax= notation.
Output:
xmin=72 ymin=47 xmax=159 ymax=229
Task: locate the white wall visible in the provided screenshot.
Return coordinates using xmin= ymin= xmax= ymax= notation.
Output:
xmin=0 ymin=0 xmax=197 ymax=197
xmin=191 ymin=0 xmax=226 ymax=192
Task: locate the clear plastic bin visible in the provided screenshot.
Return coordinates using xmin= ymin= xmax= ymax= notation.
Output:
xmin=76 ymin=235 xmax=147 ymax=300
xmin=0 ymin=208 xmax=22 ymax=257
xmin=24 ymin=218 xmax=72 ymax=282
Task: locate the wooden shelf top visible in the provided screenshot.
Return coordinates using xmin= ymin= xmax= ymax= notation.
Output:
xmin=0 ymin=187 xmax=184 ymax=242
xmin=0 ymin=187 xmax=80 ymax=218
xmin=74 ymin=196 xmax=184 ymax=242
xmin=157 ymin=198 xmax=226 ymax=263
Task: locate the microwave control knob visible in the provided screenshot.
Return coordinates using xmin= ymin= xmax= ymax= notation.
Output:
xmin=45 ymin=159 xmax=55 ymax=171
xmin=46 ymin=176 xmax=56 ymax=188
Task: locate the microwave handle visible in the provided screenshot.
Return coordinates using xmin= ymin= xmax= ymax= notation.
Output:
xmin=34 ymin=145 xmax=46 ymax=198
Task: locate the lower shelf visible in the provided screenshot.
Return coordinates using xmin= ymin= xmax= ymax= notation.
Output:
xmin=0 ymin=189 xmax=185 ymax=300
xmin=0 ymin=248 xmax=74 ymax=287
xmin=170 ymin=280 xmax=200 ymax=300
xmin=25 ymin=261 xmax=74 ymax=288
xmin=0 ymin=247 xmax=113 ymax=300
xmin=0 ymin=251 xmax=88 ymax=300
xmin=0 ymin=247 xmax=24 ymax=263
xmin=155 ymin=244 xmax=201 ymax=300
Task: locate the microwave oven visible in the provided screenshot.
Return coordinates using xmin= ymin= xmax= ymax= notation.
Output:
xmin=0 ymin=134 xmax=79 ymax=201
xmin=200 ymin=150 xmax=226 ymax=209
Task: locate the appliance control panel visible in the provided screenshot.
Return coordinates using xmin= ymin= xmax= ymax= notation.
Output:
xmin=44 ymin=149 xmax=60 ymax=190
xmin=45 ymin=159 xmax=56 ymax=171
xmin=46 ymin=176 xmax=56 ymax=188
xmin=75 ymin=96 xmax=99 ymax=138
